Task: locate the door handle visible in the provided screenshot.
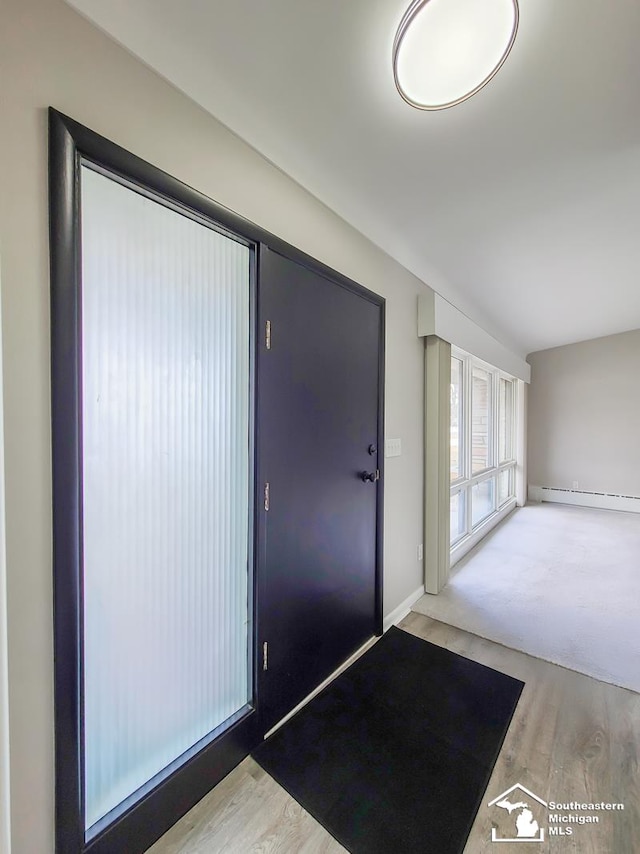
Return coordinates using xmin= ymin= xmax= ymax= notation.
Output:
xmin=361 ymin=470 xmax=380 ymax=483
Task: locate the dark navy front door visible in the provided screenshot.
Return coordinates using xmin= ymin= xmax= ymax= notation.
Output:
xmin=257 ymin=247 xmax=383 ymax=730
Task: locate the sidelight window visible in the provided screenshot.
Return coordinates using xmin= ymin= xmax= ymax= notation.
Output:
xmin=80 ymin=165 xmax=252 ymax=833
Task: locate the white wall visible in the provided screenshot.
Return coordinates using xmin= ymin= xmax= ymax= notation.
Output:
xmin=0 ymin=268 xmax=11 ymax=854
xmin=528 ymin=329 xmax=640 ymax=497
xmin=0 ymin=0 xmax=428 ymax=849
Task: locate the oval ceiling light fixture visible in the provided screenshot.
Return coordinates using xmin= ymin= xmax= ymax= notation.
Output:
xmin=393 ymin=0 xmax=519 ymax=110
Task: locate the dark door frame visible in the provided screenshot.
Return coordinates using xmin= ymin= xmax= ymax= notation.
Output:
xmin=49 ymin=108 xmax=384 ymax=854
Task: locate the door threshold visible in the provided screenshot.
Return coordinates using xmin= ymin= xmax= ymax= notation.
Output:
xmin=263 ymin=635 xmax=379 ymax=740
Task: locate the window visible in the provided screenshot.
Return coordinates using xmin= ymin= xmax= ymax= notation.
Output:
xmin=471 ymin=366 xmax=491 ymax=473
xmin=450 ymin=352 xmax=517 ymax=547
xmin=450 ymin=490 xmax=466 ymax=541
xmin=471 ymin=478 xmax=495 ymax=527
xmin=498 ymin=377 xmax=514 ymax=462
xmin=450 ymin=357 xmax=463 ymax=481
xmin=498 ymin=467 xmax=513 ymax=506
xmin=80 ymin=166 xmax=252 ymax=832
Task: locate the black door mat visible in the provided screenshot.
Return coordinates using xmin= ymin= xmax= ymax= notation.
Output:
xmin=253 ymin=625 xmax=524 ymax=853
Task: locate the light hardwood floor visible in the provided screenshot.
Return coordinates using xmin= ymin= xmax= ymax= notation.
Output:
xmin=147 ymin=612 xmax=640 ymax=853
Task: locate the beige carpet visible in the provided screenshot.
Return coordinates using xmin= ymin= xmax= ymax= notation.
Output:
xmin=413 ymin=502 xmax=640 ymax=693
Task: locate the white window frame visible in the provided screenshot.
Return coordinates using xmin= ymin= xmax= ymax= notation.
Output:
xmin=450 ymin=348 xmax=518 ymax=559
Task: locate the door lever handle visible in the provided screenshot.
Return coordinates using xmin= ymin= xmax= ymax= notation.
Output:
xmin=361 ymin=470 xmax=380 ymax=483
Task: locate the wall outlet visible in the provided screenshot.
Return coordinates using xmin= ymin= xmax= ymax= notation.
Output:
xmin=418 ymin=543 xmax=423 ymax=562
xmin=572 ymin=481 xmax=579 ymax=490
xmin=385 ymin=437 xmax=402 ymax=458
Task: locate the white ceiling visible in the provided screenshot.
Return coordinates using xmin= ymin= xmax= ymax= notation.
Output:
xmin=66 ymin=0 xmax=640 ymax=355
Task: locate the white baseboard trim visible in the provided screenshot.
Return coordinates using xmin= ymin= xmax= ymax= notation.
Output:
xmin=383 ymin=584 xmax=426 ymax=632
xmin=528 ymin=485 xmax=640 ymax=514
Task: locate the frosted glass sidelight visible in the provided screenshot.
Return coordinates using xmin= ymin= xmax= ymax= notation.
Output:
xmin=80 ymin=166 xmax=251 ymax=830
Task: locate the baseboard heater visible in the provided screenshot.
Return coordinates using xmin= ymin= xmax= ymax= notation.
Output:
xmin=528 ymin=485 xmax=640 ymax=514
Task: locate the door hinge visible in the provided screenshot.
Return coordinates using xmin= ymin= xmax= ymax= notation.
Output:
xmin=265 ymin=320 xmax=271 ymax=350
xmin=264 ymin=481 xmax=270 ymax=511
xmin=263 ymin=641 xmax=268 ymax=671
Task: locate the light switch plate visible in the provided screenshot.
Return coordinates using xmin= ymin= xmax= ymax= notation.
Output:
xmin=385 ymin=437 xmax=402 ymax=458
